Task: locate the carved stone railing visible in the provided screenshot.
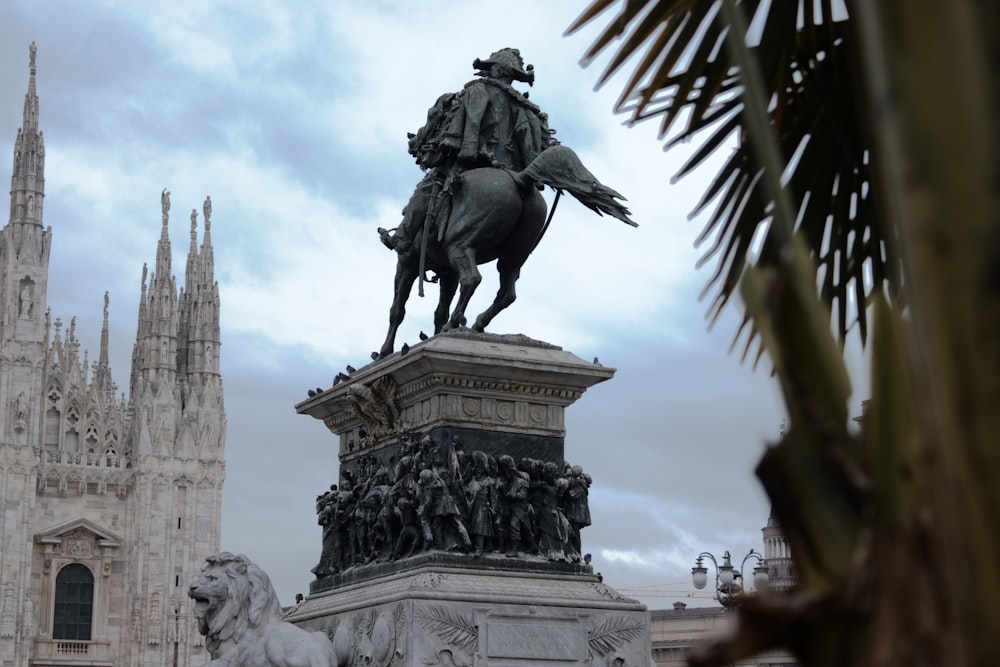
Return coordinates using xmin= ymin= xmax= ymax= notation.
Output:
xmin=35 ymin=450 xmax=134 ymax=496
xmin=32 ymin=638 xmax=112 ymax=661
xmin=42 ymin=449 xmax=129 ymax=469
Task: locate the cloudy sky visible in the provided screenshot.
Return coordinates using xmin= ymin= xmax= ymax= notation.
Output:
xmin=1 ymin=1 xmax=868 ymax=608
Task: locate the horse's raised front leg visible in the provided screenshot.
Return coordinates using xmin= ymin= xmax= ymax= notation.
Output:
xmin=473 ymin=257 xmax=520 ymax=332
xmin=379 ymin=258 xmax=419 ymax=358
xmin=443 ymin=246 xmax=481 ymax=331
xmin=434 ymin=273 xmax=458 ymax=334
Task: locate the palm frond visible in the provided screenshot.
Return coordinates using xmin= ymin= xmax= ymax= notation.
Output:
xmin=571 ymin=0 xmax=900 ymax=349
xmin=414 ymin=607 xmax=478 ymax=652
xmin=588 ymin=616 xmax=645 ymax=656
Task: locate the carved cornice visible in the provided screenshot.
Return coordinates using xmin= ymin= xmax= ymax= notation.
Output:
xmin=36 ymin=463 xmax=134 ymax=496
xmin=133 ymin=455 xmax=225 ymax=477
xmin=320 ymin=375 xmax=581 ymax=439
xmin=590 ymin=582 xmax=640 ymax=604
xmin=397 ymin=374 xmax=584 ymax=403
xmin=297 ymin=334 xmax=613 ymax=441
xmin=32 ymin=452 xmax=225 ymax=494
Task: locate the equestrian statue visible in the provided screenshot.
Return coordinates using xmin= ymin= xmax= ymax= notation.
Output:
xmin=378 ymin=48 xmax=637 ymax=358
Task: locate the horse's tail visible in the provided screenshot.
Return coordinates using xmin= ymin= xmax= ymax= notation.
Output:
xmin=519 ymin=145 xmax=638 ymax=227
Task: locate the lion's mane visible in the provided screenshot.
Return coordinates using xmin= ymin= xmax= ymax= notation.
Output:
xmin=190 ymin=552 xmax=337 ymax=667
xmin=190 ymin=552 xmax=284 ymax=657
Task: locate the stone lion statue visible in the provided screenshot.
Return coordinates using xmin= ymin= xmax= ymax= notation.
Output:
xmin=188 ymin=552 xmax=336 ymax=667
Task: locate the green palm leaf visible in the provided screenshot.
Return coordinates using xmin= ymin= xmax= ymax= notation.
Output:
xmin=568 ymin=0 xmax=901 ymax=348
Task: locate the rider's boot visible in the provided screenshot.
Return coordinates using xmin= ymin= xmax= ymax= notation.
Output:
xmin=377 ymin=227 xmax=412 ymax=254
xmin=378 ymin=227 xmax=395 ymax=250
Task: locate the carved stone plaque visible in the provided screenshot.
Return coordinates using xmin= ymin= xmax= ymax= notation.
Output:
xmin=485 ymin=616 xmax=584 ymax=661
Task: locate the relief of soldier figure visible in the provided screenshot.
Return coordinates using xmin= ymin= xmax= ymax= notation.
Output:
xmin=312 ymin=431 xmax=593 ymax=577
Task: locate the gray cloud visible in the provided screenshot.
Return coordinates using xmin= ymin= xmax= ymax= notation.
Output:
xmin=0 ymin=1 xmax=866 ymax=611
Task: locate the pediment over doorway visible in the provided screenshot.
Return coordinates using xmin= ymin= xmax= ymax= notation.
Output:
xmin=34 ymin=517 xmax=123 ymax=555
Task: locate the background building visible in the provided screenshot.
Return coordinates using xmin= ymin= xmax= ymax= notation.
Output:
xmin=649 ymin=514 xmax=799 ymax=667
xmin=0 ymin=44 xmax=225 ymax=667
xmin=650 ymin=603 xmax=797 ymax=667
xmin=762 ymin=511 xmax=797 ymax=592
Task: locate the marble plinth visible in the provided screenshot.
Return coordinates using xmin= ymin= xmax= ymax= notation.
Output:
xmin=295 ymin=330 xmax=614 ymax=470
xmin=292 ymin=332 xmax=649 ymax=667
xmin=286 ymin=565 xmax=650 ymax=667
xmin=309 ymin=549 xmax=593 ymax=595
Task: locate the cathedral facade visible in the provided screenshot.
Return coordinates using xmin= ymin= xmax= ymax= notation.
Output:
xmin=0 ymin=44 xmax=226 ymax=667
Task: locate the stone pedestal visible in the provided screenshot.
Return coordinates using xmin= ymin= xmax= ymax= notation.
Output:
xmin=285 ymin=564 xmax=650 ymax=667
xmin=293 ymin=331 xmax=649 ymax=666
xmin=296 ymin=330 xmax=614 ymax=474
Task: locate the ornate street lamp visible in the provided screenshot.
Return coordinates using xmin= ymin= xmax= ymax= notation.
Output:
xmin=691 ymin=549 xmax=769 ymax=608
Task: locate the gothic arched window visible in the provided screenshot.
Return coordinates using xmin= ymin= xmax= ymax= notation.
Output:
xmin=44 ymin=407 xmax=60 ymax=449
xmin=52 ymin=563 xmax=93 ymax=640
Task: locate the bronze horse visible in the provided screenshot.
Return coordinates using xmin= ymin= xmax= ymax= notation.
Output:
xmin=378 ymin=145 xmax=636 ymax=358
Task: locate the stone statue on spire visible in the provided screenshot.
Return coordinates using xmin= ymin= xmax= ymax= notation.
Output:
xmin=203 ymin=196 xmax=212 ymax=230
xmin=161 ymin=188 xmax=170 ymax=224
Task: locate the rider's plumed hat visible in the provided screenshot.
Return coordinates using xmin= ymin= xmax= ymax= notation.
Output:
xmin=473 ymin=48 xmax=535 ymax=86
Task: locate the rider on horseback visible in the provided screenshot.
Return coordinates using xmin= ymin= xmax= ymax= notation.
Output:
xmin=376 ymin=49 xmax=635 ymax=356
xmin=379 ymin=48 xmax=558 ymax=254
